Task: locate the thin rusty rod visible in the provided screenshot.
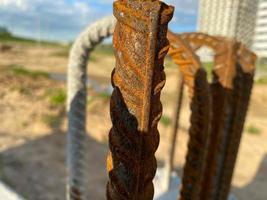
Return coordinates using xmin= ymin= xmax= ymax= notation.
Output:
xmin=164 ymin=75 xmax=184 ymax=190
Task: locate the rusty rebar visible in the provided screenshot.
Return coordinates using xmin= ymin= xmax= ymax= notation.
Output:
xmin=168 ymin=31 xmax=211 ymax=200
xmin=216 ymin=45 xmax=256 ymax=200
xmin=106 ymin=1 xmax=174 ymax=199
xmin=179 ymin=33 xmax=238 ymax=200
xmin=181 ymin=32 xmax=256 ymax=200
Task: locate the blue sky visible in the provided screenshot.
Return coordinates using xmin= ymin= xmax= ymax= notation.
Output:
xmin=0 ymin=0 xmax=198 ymax=42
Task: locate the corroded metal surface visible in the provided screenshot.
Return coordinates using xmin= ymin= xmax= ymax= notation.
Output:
xmin=181 ymin=32 xmax=237 ymax=89
xmin=178 ymin=33 xmax=237 ymax=200
xmin=216 ymin=45 xmax=256 ymax=200
xmin=178 ymin=32 xmax=256 ymax=200
xmin=168 ymin=31 xmax=211 ymax=200
xmin=181 ymin=33 xmax=239 ymax=200
xmin=107 ymin=1 xmax=173 ymax=199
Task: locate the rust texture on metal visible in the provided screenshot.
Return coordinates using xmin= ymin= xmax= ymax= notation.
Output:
xmin=181 ymin=32 xmax=237 ymax=89
xmin=168 ymin=31 xmax=211 ymax=200
xmin=216 ymin=45 xmax=256 ymax=200
xmin=181 ymin=32 xmax=239 ymax=200
xmin=107 ymin=0 xmax=174 ymax=199
xmin=178 ymin=32 xmax=256 ymax=200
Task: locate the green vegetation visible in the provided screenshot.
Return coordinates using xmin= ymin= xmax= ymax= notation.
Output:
xmin=163 ymin=57 xmax=214 ymax=81
xmin=257 ymin=58 xmax=267 ymax=70
xmin=0 ymin=26 xmax=11 ymax=35
xmin=87 ymin=96 xmax=94 ymax=105
xmin=203 ymin=62 xmax=213 ymax=81
xmin=246 ymin=124 xmax=261 ymax=135
xmin=52 ymin=48 xmax=70 ymax=57
xmin=11 ymin=85 xmax=32 ymax=96
xmin=10 ymin=65 xmax=49 ymax=79
xmin=256 ymin=59 xmax=267 ymax=84
xmin=52 ymin=44 xmax=112 ymax=61
xmin=0 ymin=31 xmax=60 ymax=46
xmin=203 ymin=62 xmax=213 ymax=72
xmin=164 ymin=56 xmax=176 ymax=68
xmin=47 ymin=89 xmax=66 ymax=106
xmin=256 ymin=76 xmax=267 ymax=84
xmin=97 ymin=91 xmax=111 ymax=100
xmin=41 ymin=114 xmax=62 ymax=128
xmin=93 ymin=44 xmax=113 ymax=55
xmin=86 ymin=91 xmax=111 ymax=105
xmin=160 ymin=115 xmax=172 ymax=127
xmin=42 ymin=88 xmax=66 ymax=129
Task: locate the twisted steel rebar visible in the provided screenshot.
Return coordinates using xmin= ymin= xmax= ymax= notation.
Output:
xmin=168 ymin=31 xmax=212 ymax=200
xmin=67 ymin=11 xmax=256 ymax=200
xmin=180 ymin=33 xmax=256 ymax=200
xmin=106 ymin=0 xmax=174 ymax=199
xmin=181 ymin=33 xmax=239 ymax=200
xmin=216 ymin=45 xmax=256 ymax=200
xmin=67 ymin=16 xmax=116 ymax=200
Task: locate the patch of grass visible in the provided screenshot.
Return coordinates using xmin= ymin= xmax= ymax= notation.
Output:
xmin=52 ymin=49 xmax=70 ymax=57
xmin=257 ymin=58 xmax=267 ymax=70
xmin=21 ymin=121 xmax=29 ymax=128
xmin=0 ymin=32 xmax=60 ymax=46
xmin=93 ymin=44 xmax=114 ymax=55
xmin=9 ymin=85 xmax=32 ymax=95
xmin=203 ymin=62 xmax=213 ymax=72
xmin=246 ymin=124 xmax=261 ymax=135
xmin=48 ymin=89 xmax=66 ymax=106
xmin=10 ymin=65 xmax=49 ymax=79
xmin=160 ymin=115 xmax=172 ymax=127
xmin=87 ymin=96 xmax=95 ymax=105
xmin=164 ymin=56 xmax=176 ymax=68
xmin=203 ymin=62 xmax=213 ymax=81
xmin=256 ymin=76 xmax=267 ymax=84
xmin=97 ymin=92 xmax=111 ymax=100
xmin=89 ymin=54 xmax=97 ymax=62
xmin=41 ymin=114 xmax=62 ymax=128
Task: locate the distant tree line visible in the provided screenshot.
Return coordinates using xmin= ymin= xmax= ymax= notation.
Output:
xmin=0 ymin=26 xmax=11 ymax=36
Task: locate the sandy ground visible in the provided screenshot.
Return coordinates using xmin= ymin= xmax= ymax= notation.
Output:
xmin=0 ymin=44 xmax=266 ymax=200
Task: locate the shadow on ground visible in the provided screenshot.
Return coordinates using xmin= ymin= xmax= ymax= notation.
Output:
xmin=0 ymin=132 xmax=266 ymax=200
xmin=0 ymin=132 xmax=108 ymax=200
xmin=232 ymin=154 xmax=267 ymax=200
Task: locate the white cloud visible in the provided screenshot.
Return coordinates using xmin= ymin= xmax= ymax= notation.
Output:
xmin=0 ymin=0 xmax=198 ymax=41
xmin=0 ymin=0 xmax=101 ymax=41
xmin=0 ymin=0 xmax=27 ymax=10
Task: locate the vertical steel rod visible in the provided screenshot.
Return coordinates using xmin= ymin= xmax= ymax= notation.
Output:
xmin=168 ymin=31 xmax=211 ymax=200
xmin=107 ymin=0 xmax=174 ymax=199
xmin=163 ymin=76 xmax=184 ymax=190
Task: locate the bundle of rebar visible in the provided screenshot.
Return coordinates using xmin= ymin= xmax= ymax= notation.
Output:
xmin=67 ymin=1 xmax=256 ymax=200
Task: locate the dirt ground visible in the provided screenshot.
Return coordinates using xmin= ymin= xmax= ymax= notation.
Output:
xmin=0 ymin=44 xmax=266 ymax=200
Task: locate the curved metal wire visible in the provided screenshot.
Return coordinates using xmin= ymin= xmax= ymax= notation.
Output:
xmin=67 ymin=16 xmax=116 ymax=200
